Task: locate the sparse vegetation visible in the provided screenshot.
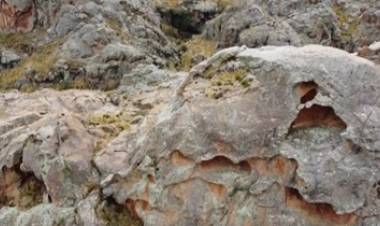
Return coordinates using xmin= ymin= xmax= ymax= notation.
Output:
xmin=155 ymin=0 xmax=181 ymax=9
xmin=215 ymin=0 xmax=235 ymax=9
xmin=89 ymin=112 xmax=132 ymax=152
xmin=180 ymin=37 xmax=217 ymax=70
xmin=204 ymin=69 xmax=250 ymax=99
xmin=332 ymin=4 xmax=361 ymax=43
xmin=0 ymin=32 xmax=35 ymax=53
xmin=106 ymin=17 xmax=129 ymax=43
xmin=0 ymin=40 xmax=61 ymax=90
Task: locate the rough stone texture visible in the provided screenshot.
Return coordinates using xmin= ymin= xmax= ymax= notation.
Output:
xmin=0 ymin=49 xmax=20 ymax=69
xmin=203 ymin=0 xmax=380 ymax=51
xmin=0 ymin=0 xmax=380 ymax=226
xmin=95 ymin=45 xmax=380 ymax=226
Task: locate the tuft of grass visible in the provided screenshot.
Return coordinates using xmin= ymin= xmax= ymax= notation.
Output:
xmin=0 ymin=32 xmax=35 ymax=53
xmin=204 ymin=69 xmax=250 ymax=99
xmin=155 ymin=0 xmax=180 ymax=9
xmin=214 ymin=0 xmax=235 ymax=9
xmin=180 ymin=37 xmax=217 ymax=70
xmin=89 ymin=113 xmax=131 ymax=132
xmin=89 ymin=112 xmax=132 ymax=152
xmin=332 ymin=4 xmax=361 ymax=42
xmin=210 ymin=69 xmax=248 ymax=86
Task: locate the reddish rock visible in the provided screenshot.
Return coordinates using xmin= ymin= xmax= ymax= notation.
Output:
xmin=0 ymin=0 xmax=35 ymax=32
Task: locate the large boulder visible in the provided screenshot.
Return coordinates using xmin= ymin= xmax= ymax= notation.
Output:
xmin=95 ymin=45 xmax=380 ymax=226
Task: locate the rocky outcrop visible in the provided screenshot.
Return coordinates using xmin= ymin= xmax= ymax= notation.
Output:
xmin=0 ymin=0 xmax=179 ymax=91
xmin=95 ymin=45 xmax=380 ymax=226
xmin=0 ymin=1 xmax=380 ymax=226
xmin=203 ymin=0 xmax=380 ymax=51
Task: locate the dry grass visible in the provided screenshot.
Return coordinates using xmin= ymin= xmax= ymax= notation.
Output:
xmin=0 ymin=32 xmax=35 ymax=53
xmin=332 ymin=4 xmax=361 ymax=42
xmin=204 ymin=69 xmax=250 ymax=99
xmin=89 ymin=112 xmax=132 ymax=152
xmin=155 ymin=0 xmax=181 ymax=8
xmin=0 ymin=40 xmax=61 ymax=90
xmin=180 ymin=37 xmax=217 ymax=70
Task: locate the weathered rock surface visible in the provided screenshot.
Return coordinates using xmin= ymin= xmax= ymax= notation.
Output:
xmin=95 ymin=45 xmax=380 ymax=226
xmin=0 ymin=0 xmax=380 ymax=226
xmin=203 ymin=0 xmax=380 ymax=51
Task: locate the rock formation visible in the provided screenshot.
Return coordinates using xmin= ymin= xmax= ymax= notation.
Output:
xmin=0 ymin=0 xmax=379 ymax=226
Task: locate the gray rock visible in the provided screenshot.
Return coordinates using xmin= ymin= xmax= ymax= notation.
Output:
xmin=0 ymin=50 xmax=21 ymax=68
xmin=53 ymin=5 xmax=82 ymax=37
xmin=95 ymin=45 xmax=380 ymax=226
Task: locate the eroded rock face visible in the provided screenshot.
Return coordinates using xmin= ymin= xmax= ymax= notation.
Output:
xmin=95 ymin=45 xmax=380 ymax=226
xmin=0 ymin=0 xmax=35 ymax=32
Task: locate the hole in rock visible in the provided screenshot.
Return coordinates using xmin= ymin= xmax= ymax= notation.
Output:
xmin=291 ymin=105 xmax=347 ymax=130
xmin=158 ymin=7 xmax=218 ymax=39
xmin=97 ymin=196 xmax=143 ymax=226
xmin=295 ymin=81 xmax=319 ymax=104
xmin=0 ymin=164 xmax=46 ymax=210
xmin=285 ymin=187 xmax=358 ymax=225
xmin=199 ymin=156 xmax=251 ymax=172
